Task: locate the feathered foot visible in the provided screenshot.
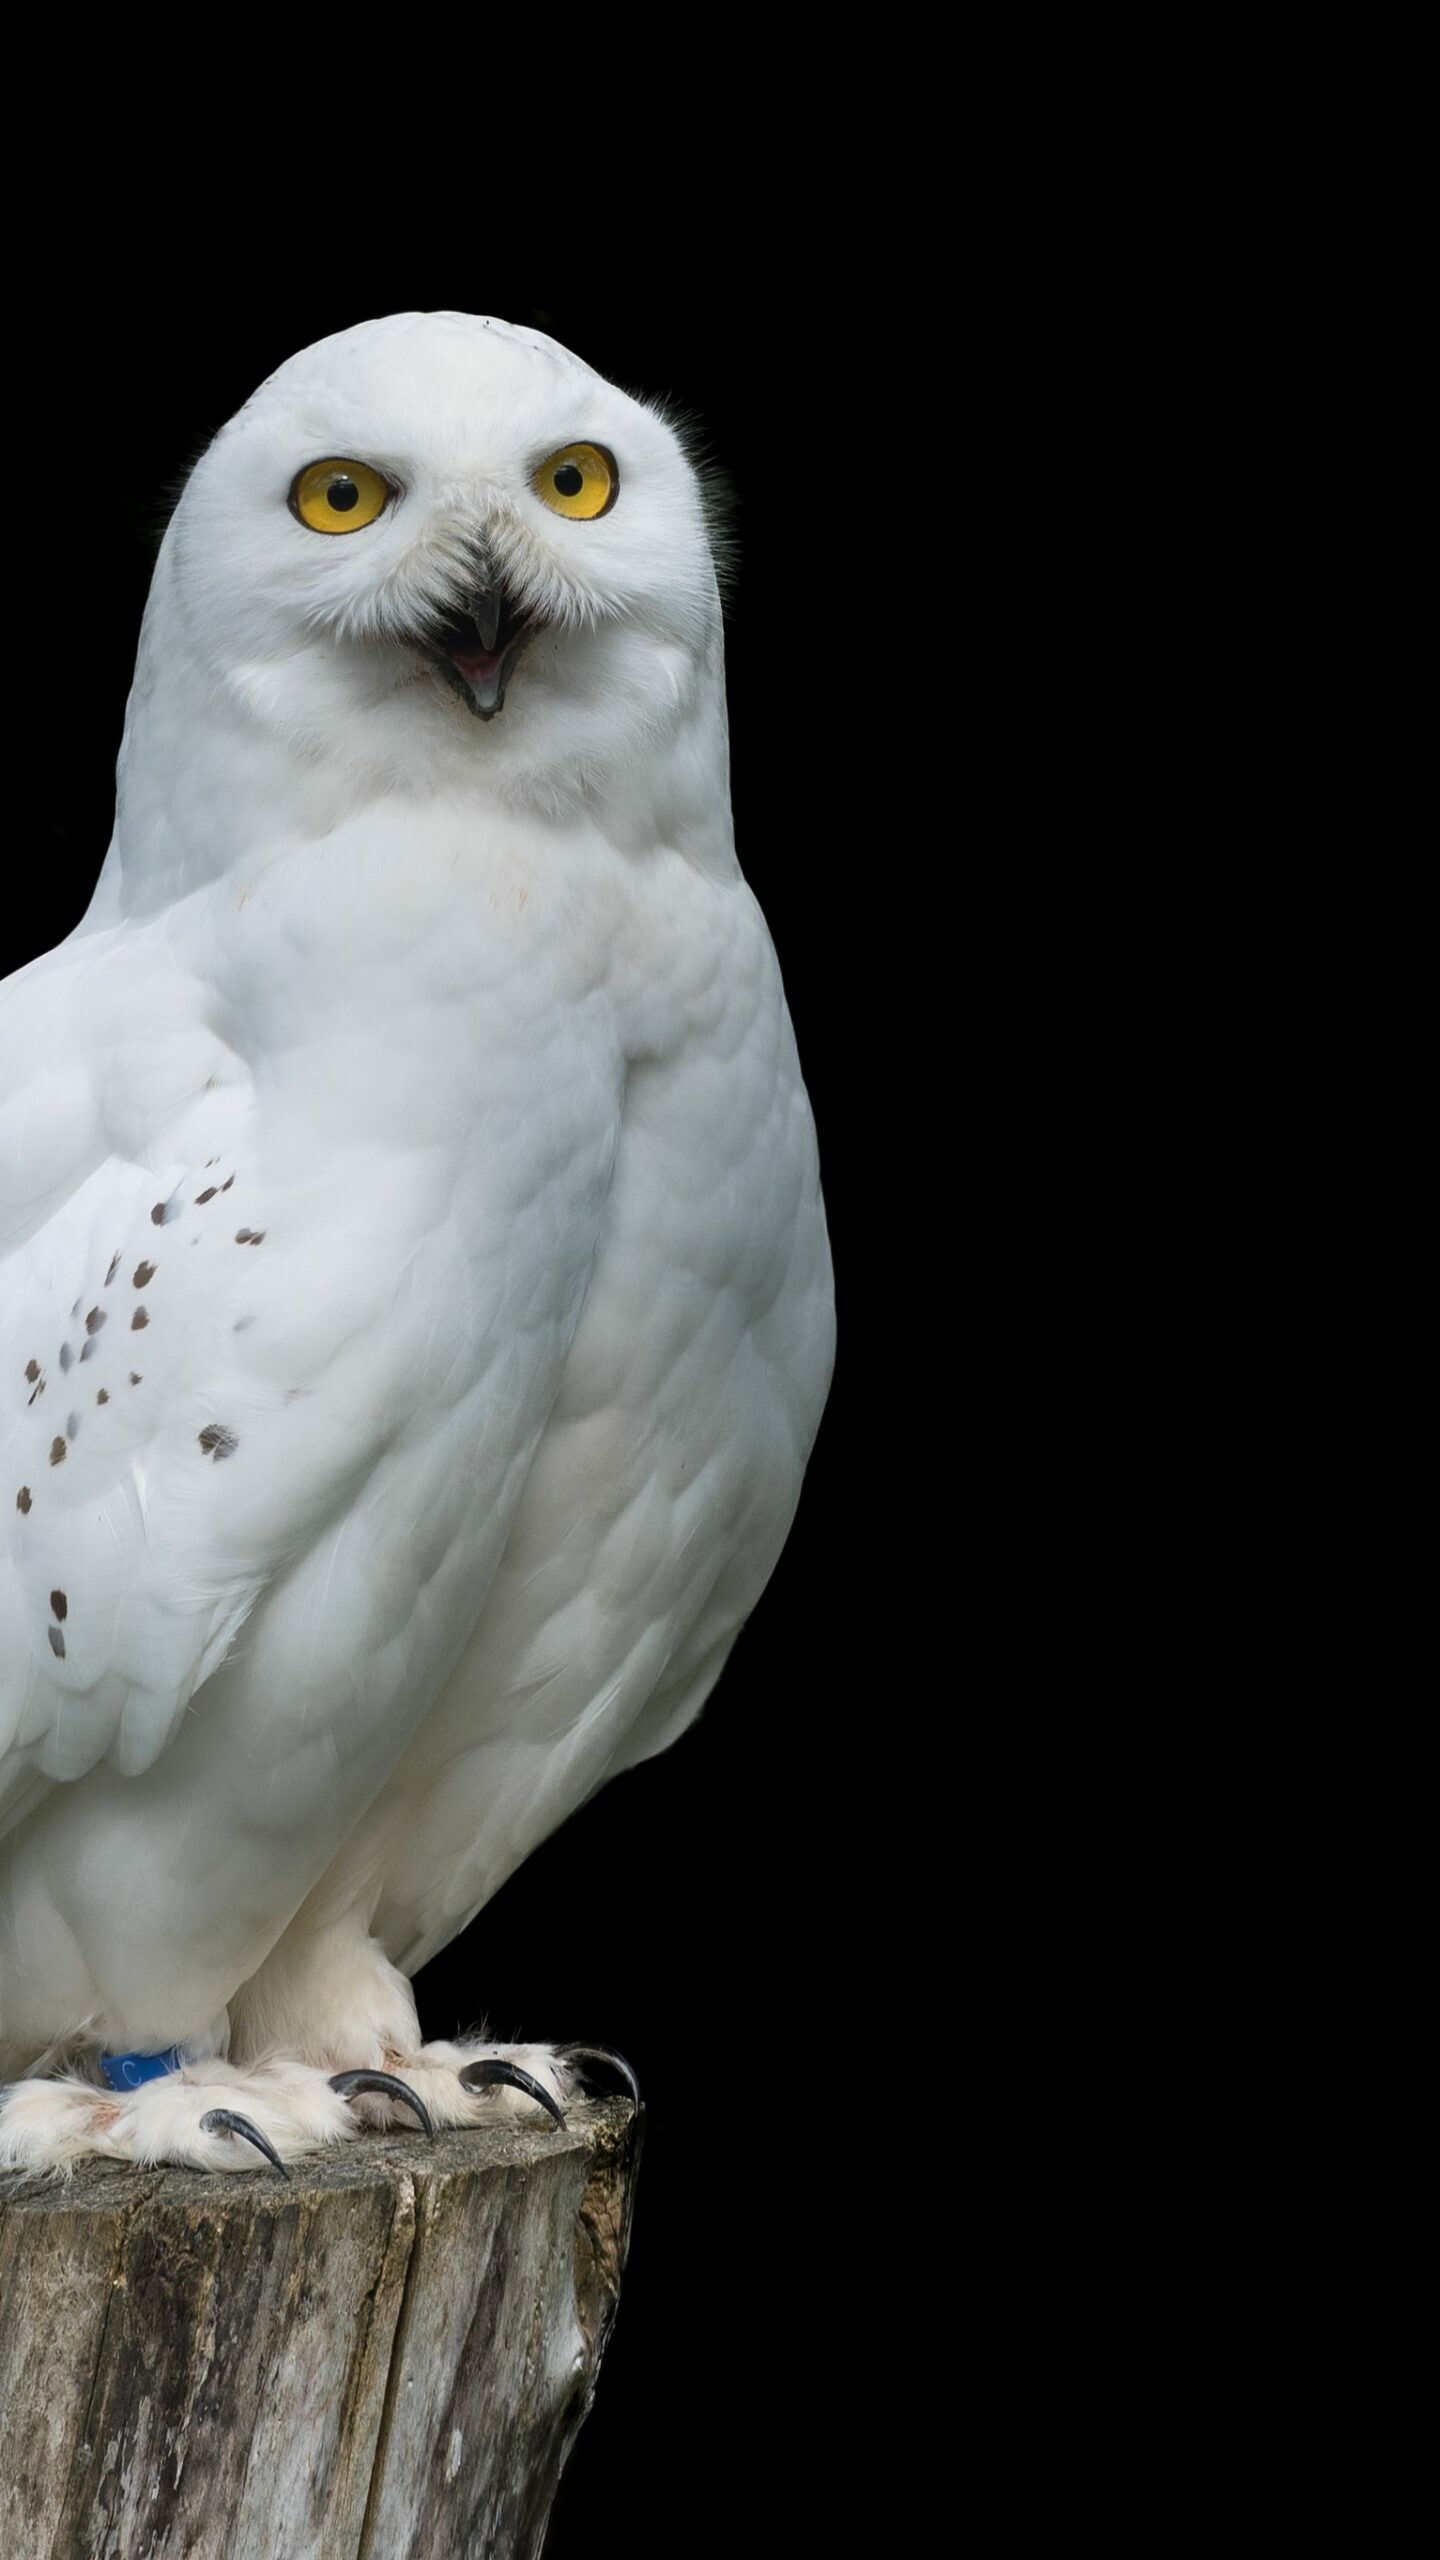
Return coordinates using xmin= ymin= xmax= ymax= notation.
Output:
xmin=0 ymin=2039 xmax=638 ymax=2175
xmin=0 ymin=2057 xmax=364 ymax=2176
xmin=338 ymin=2038 xmax=575 ymax=2136
xmin=338 ymin=2038 xmax=641 ymax=2133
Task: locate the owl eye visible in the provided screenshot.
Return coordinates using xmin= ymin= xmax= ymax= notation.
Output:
xmin=289 ymin=459 xmax=392 ymax=535
xmin=531 ymin=443 xmax=618 ymax=521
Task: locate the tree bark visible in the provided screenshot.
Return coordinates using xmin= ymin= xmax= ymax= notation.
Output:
xmin=0 ymin=2095 xmax=640 ymax=2559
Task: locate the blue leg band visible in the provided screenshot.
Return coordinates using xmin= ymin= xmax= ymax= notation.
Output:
xmin=100 ymin=2046 xmax=184 ymax=2091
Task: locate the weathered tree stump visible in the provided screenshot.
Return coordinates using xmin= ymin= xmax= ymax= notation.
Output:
xmin=0 ymin=2095 xmax=640 ymax=2559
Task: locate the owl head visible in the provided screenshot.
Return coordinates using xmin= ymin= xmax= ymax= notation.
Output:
xmin=155 ymin=312 xmax=725 ymax=810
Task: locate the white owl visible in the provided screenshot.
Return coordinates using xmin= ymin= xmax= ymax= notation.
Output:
xmin=0 ymin=311 xmax=833 ymax=2173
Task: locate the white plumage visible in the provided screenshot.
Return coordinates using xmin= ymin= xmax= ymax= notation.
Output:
xmin=0 ymin=311 xmax=832 ymax=2172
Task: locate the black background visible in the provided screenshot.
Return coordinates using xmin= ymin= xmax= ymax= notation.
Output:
xmin=12 ymin=259 xmax=886 ymax=2555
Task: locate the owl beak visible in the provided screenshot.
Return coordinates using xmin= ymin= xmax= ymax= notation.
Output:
xmin=467 ymin=584 xmax=503 ymax=652
xmin=425 ymin=574 xmax=536 ymax=721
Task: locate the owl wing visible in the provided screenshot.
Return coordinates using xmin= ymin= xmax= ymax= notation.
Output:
xmin=1 ymin=921 xmax=617 ymax=1837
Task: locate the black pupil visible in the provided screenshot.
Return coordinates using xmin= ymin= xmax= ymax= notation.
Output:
xmin=328 ymin=477 xmax=359 ymax=512
xmin=553 ymin=463 xmax=585 ymax=496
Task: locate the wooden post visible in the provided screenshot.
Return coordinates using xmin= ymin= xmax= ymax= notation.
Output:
xmin=0 ymin=2095 xmax=640 ymax=2559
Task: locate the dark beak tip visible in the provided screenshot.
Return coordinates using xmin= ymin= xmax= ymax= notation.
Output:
xmin=470 ymin=587 xmax=503 ymax=651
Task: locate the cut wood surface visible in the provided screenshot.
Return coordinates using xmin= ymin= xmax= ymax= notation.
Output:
xmin=0 ymin=2095 xmax=640 ymax=2559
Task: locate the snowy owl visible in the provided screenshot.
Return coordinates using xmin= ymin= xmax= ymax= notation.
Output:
xmin=0 ymin=311 xmax=833 ymax=2174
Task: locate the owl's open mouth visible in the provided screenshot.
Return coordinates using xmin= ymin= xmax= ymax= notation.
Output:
xmin=425 ymin=582 xmax=538 ymax=722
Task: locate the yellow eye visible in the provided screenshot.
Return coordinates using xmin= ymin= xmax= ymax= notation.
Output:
xmin=531 ymin=442 xmax=618 ymax=521
xmin=290 ymin=458 xmax=392 ymax=534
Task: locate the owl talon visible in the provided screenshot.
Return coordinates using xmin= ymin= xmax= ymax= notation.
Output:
xmin=557 ymin=2041 xmax=642 ymax=2108
xmin=199 ymin=2107 xmax=290 ymax=2176
xmin=328 ymin=2069 xmax=435 ymax=2138
xmin=458 ymin=2057 xmax=565 ymax=2130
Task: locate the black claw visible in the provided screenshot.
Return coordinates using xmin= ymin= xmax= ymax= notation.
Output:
xmin=458 ymin=2057 xmax=566 ymax=2131
xmin=329 ymin=2069 xmax=435 ymax=2140
xmin=557 ymin=2041 xmax=643 ymax=2109
xmin=199 ymin=2107 xmax=290 ymax=2177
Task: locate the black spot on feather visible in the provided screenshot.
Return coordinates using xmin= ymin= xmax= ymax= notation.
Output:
xmin=198 ymin=1423 xmax=239 ymax=1461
